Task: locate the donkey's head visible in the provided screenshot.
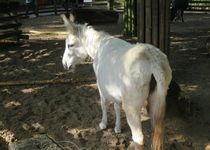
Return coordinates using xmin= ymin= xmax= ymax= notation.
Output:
xmin=61 ymin=14 xmax=88 ymax=70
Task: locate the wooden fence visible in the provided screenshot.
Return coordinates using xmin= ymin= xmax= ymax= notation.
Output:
xmin=188 ymin=0 xmax=210 ymax=11
xmin=123 ymin=0 xmax=210 ymax=55
xmin=0 ymin=2 xmax=27 ymax=45
xmin=124 ymin=0 xmax=170 ymax=56
xmin=17 ymin=0 xmax=122 ymax=16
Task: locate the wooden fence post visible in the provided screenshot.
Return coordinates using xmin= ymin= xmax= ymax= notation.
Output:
xmin=0 ymin=1 xmax=28 ymax=44
xmin=108 ymin=0 xmax=114 ymax=10
xmin=152 ymin=0 xmax=159 ymax=47
xmin=53 ymin=0 xmax=57 ymax=15
xmin=136 ymin=0 xmax=170 ymax=55
xmin=145 ymin=0 xmax=152 ymax=43
xmin=124 ymin=0 xmax=170 ymax=55
xmin=165 ymin=0 xmax=171 ymax=56
xmin=137 ymin=0 xmax=145 ymax=42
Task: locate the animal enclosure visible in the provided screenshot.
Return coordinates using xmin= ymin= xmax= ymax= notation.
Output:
xmin=0 ymin=10 xmax=210 ymax=150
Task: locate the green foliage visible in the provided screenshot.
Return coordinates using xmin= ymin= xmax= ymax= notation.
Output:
xmin=123 ymin=0 xmax=136 ymax=37
xmin=188 ymin=0 xmax=210 ymax=10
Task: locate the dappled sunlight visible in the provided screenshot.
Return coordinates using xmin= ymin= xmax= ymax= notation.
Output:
xmin=79 ymin=83 xmax=97 ymax=88
xmin=21 ymin=86 xmax=44 ymax=94
xmin=180 ymin=84 xmax=199 ymax=92
xmin=27 ymin=58 xmax=40 ymax=62
xmin=170 ymin=36 xmax=198 ymax=41
xmin=45 ymin=62 xmax=56 ymax=67
xmin=20 ymin=43 xmax=30 ymax=48
xmin=55 ymin=71 xmax=72 ymax=77
xmin=34 ymin=48 xmax=48 ymax=55
xmin=0 ymin=57 xmax=11 ymax=63
xmin=169 ymin=12 xmax=210 ymax=150
xmin=178 ymin=48 xmax=188 ymax=52
xmin=0 ymin=54 xmax=5 ymax=58
xmin=67 ymin=127 xmax=96 ymax=138
xmin=168 ymin=133 xmax=187 ymax=143
xmin=21 ymin=15 xmax=65 ymax=30
xmin=188 ymin=56 xmax=197 ymax=61
xmin=8 ymin=51 xmax=17 ymax=54
xmin=4 ymin=101 xmax=21 ymax=108
xmin=0 ymin=39 xmax=67 ymax=82
xmin=188 ymin=48 xmax=198 ymax=51
xmin=22 ymin=122 xmax=45 ymax=133
xmin=2 ymin=68 xmax=31 ymax=78
xmin=0 ymin=11 xmax=209 ymax=149
xmin=141 ymin=114 xmax=150 ymax=122
xmin=21 ymin=49 xmax=33 ymax=57
xmin=29 ymin=30 xmax=67 ymax=36
xmin=205 ymin=144 xmax=210 ymax=150
xmin=0 ymin=129 xmax=15 ymax=143
xmin=36 ymin=51 xmax=52 ymax=58
xmin=0 ymin=83 xmax=102 ymax=147
xmin=22 ymin=48 xmax=53 ymax=61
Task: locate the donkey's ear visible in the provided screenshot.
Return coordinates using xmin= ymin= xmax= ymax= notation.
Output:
xmin=61 ymin=14 xmax=74 ymax=33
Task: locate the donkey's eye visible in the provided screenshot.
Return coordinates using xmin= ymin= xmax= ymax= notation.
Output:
xmin=68 ymin=44 xmax=74 ymax=48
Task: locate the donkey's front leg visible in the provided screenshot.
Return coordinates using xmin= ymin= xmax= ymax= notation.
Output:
xmin=114 ymin=102 xmax=121 ymax=133
xmin=99 ymin=98 xmax=107 ymax=130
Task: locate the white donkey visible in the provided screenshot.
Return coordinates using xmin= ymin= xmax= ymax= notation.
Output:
xmin=61 ymin=14 xmax=172 ymax=150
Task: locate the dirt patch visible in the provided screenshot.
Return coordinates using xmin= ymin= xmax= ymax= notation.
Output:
xmin=0 ymin=12 xmax=210 ymax=149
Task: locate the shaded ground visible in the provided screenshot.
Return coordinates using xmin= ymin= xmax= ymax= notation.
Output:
xmin=169 ymin=12 xmax=210 ymax=149
xmin=0 ymin=12 xmax=210 ymax=149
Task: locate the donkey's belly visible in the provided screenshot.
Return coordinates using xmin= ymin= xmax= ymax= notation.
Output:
xmin=94 ymin=54 xmax=126 ymax=102
xmin=97 ymin=80 xmax=123 ymax=102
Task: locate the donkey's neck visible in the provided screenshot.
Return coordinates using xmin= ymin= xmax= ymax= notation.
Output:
xmin=83 ymin=27 xmax=112 ymax=59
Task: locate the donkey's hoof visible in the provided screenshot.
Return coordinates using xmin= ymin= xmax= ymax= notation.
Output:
xmin=114 ymin=127 xmax=121 ymax=133
xmin=128 ymin=141 xmax=144 ymax=150
xmin=99 ymin=122 xmax=107 ymax=130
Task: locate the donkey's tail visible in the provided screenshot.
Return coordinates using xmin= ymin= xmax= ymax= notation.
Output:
xmin=146 ymin=45 xmax=172 ymax=150
xmin=149 ymin=83 xmax=167 ymax=150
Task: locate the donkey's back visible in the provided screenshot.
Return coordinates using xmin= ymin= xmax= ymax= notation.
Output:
xmin=94 ymin=41 xmax=171 ymax=102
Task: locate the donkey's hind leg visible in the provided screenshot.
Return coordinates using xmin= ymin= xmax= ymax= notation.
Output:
xmin=122 ymin=95 xmax=147 ymax=148
xmin=114 ymin=102 xmax=121 ymax=133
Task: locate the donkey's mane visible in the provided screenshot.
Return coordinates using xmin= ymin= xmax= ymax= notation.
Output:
xmin=74 ymin=23 xmax=112 ymax=51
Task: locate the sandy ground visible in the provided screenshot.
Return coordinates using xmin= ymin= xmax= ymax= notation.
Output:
xmin=0 ymin=12 xmax=210 ymax=149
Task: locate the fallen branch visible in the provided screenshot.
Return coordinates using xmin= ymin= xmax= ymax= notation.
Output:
xmin=0 ymin=78 xmax=96 ymax=86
